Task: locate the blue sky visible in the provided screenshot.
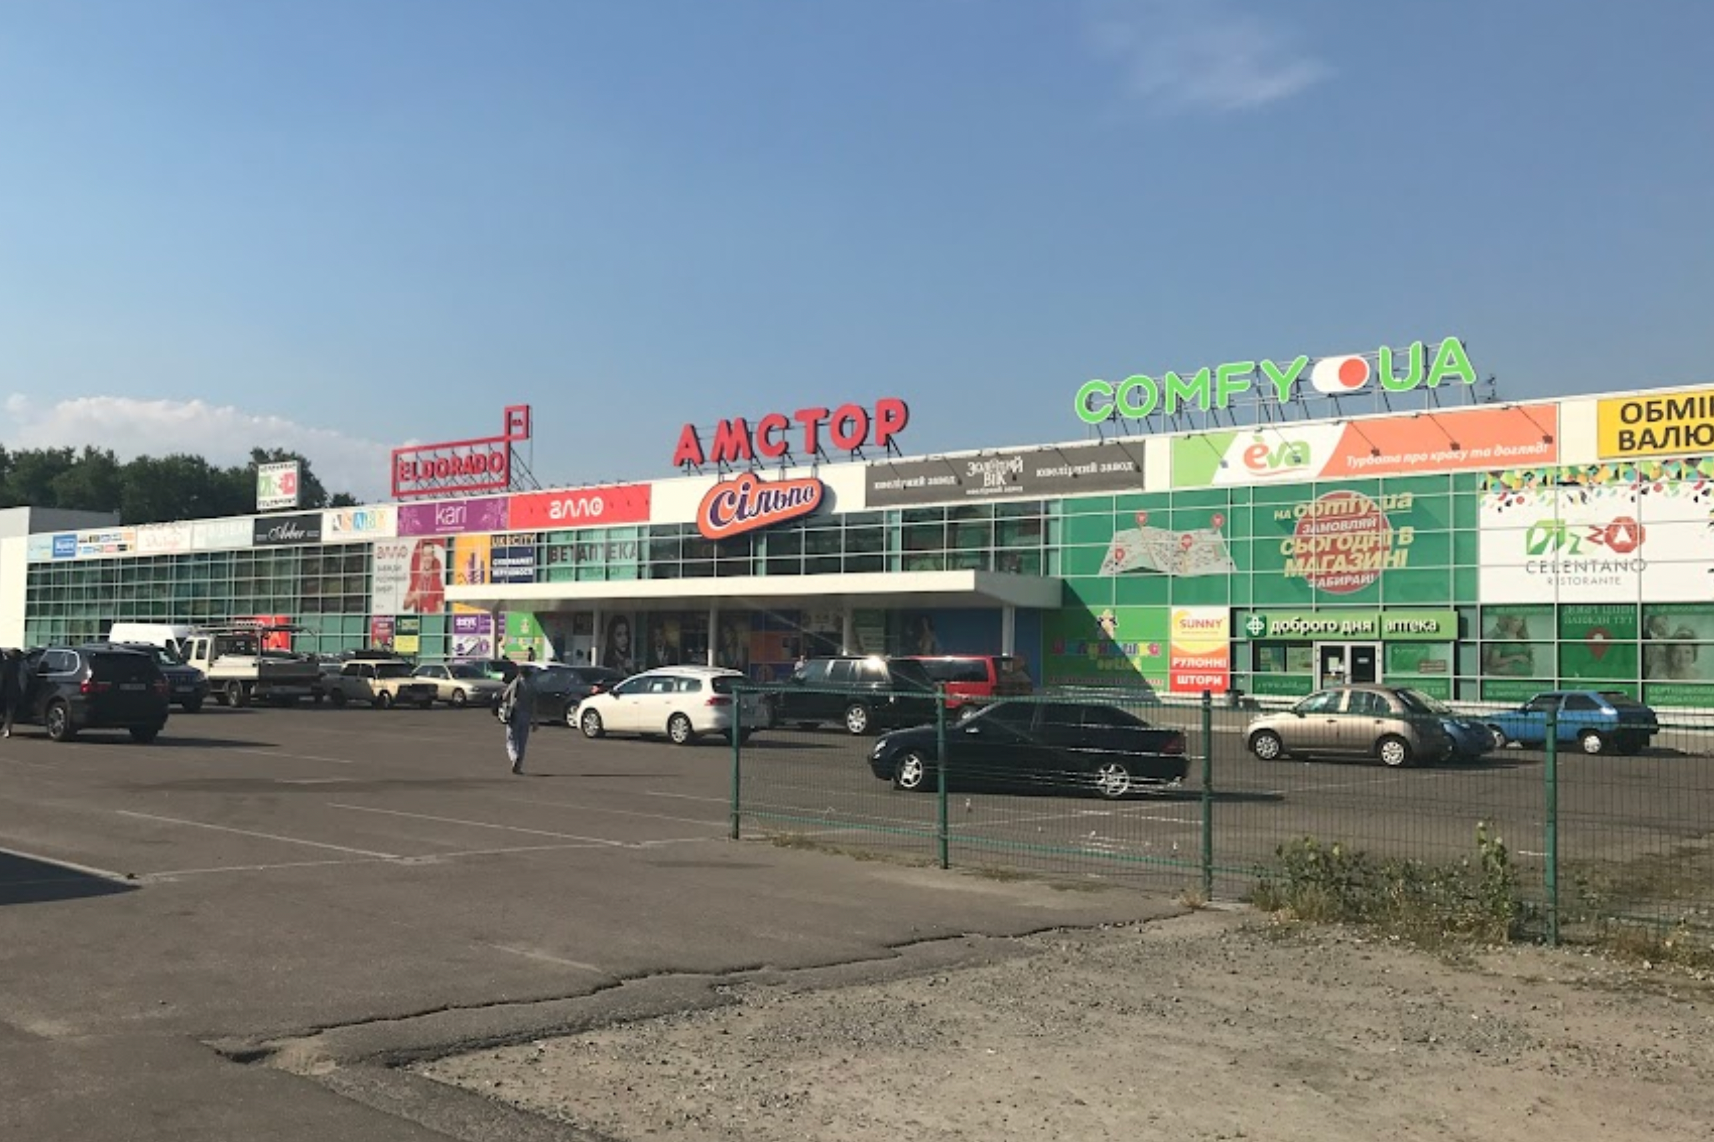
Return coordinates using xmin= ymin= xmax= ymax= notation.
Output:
xmin=2 ymin=0 xmax=1710 ymax=500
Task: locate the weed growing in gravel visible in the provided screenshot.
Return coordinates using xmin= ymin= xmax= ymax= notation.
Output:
xmin=1249 ymin=824 xmax=1521 ymax=947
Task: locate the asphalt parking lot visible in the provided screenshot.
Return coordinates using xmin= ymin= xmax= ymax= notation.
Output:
xmin=0 ymin=704 xmax=1177 ymax=1142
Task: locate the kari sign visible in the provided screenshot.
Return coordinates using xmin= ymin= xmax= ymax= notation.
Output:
xmin=1597 ymin=388 xmax=1714 ymax=459
xmin=696 ymin=473 xmax=824 ymax=541
xmin=506 ymin=484 xmax=651 ymax=530
xmin=1172 ymin=403 xmax=1559 ymax=488
xmin=867 ymin=441 xmax=1145 ymax=507
xmin=1079 ymin=338 xmax=1477 ymax=423
xmin=391 ymin=405 xmax=530 ymax=499
xmin=674 ymin=398 xmax=908 ymax=469
xmin=256 ymin=460 xmax=300 ymax=511
xmin=1168 ymin=607 xmax=1230 ymax=695
xmin=1479 ymin=460 xmax=1714 ymax=603
xmin=397 ymin=496 xmax=508 ymax=537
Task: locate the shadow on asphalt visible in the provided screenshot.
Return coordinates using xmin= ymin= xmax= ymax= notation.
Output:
xmin=0 ymin=850 xmax=136 ymax=907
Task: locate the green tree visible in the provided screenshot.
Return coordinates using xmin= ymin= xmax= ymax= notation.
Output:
xmin=49 ymin=446 xmax=124 ymax=513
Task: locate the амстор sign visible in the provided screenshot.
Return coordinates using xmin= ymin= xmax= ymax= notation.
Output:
xmin=1076 ymin=338 xmax=1478 ymax=423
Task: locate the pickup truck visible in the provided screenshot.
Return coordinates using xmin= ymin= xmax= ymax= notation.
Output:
xmin=328 ymin=660 xmax=438 ymax=709
xmin=179 ymin=626 xmax=322 ymax=708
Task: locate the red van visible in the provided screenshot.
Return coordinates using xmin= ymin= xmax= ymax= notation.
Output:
xmin=906 ymin=655 xmax=1034 ymax=711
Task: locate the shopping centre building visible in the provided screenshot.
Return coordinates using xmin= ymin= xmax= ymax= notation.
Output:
xmin=4 ymin=338 xmax=1713 ymax=708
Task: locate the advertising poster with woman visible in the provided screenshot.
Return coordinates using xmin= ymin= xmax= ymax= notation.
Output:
xmin=1643 ymin=603 xmax=1714 ymax=707
xmin=602 ymin=614 xmax=637 ymax=674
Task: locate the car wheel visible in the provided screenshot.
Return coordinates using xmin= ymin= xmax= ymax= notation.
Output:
xmin=1092 ymin=761 xmax=1133 ymax=800
xmin=44 ymin=701 xmax=74 ymax=742
xmin=843 ymin=703 xmax=871 ymax=735
xmin=580 ymin=709 xmax=605 ymax=739
xmin=1486 ymin=724 xmax=1508 ymax=749
xmin=129 ymin=724 xmax=162 ymax=744
xmin=1579 ymin=729 xmax=1607 ymax=756
xmin=1377 ymin=735 xmax=1412 ymax=768
xmin=1249 ymin=730 xmax=1284 ymax=761
xmin=181 ymin=697 xmax=203 ymax=714
xmin=225 ymin=680 xmax=249 ymax=708
xmin=376 ymin=692 xmax=393 ymax=710
xmin=668 ymin=713 xmax=695 ymax=746
xmin=893 ymin=751 xmax=931 ymax=791
xmin=329 ymin=689 xmax=347 ymax=708
xmin=450 ymin=689 xmax=468 ymax=708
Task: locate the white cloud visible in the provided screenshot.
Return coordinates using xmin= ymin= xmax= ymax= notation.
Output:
xmin=1 ymin=394 xmax=391 ymax=501
xmin=1088 ymin=0 xmax=1330 ymax=114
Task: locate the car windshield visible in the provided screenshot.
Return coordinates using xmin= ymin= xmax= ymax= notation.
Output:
xmin=1396 ymin=689 xmax=1451 ymax=715
xmin=375 ymin=663 xmax=412 ymax=679
xmin=448 ymin=664 xmax=485 ymax=680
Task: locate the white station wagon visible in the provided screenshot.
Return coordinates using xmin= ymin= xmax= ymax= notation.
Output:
xmin=573 ymin=666 xmax=764 ymax=745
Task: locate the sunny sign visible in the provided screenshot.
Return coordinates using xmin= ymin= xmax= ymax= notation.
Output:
xmin=1075 ymin=338 xmax=1477 ymax=423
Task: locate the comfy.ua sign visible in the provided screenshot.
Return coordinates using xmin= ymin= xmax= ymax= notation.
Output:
xmin=507 ymin=484 xmax=652 ymax=530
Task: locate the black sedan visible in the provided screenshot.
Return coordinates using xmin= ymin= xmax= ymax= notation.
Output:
xmin=495 ymin=665 xmax=627 ymax=727
xmin=868 ymin=700 xmax=1188 ymax=800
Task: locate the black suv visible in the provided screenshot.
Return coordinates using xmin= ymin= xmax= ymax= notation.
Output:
xmin=18 ymin=645 xmax=172 ymax=743
xmin=773 ymin=655 xmax=940 ymax=735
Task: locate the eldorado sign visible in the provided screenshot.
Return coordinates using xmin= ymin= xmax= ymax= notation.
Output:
xmin=1076 ymin=338 xmax=1477 ymax=423
xmin=392 ymin=405 xmax=531 ymax=499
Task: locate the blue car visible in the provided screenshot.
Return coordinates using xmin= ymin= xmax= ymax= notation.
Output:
xmin=1484 ymin=691 xmax=1660 ymax=756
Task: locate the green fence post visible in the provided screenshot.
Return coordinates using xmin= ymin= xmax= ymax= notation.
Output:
xmin=1201 ymin=689 xmax=1214 ymax=901
xmin=1544 ymin=708 xmax=1559 ymax=946
xmin=936 ymin=684 xmax=949 ymax=870
xmin=729 ymin=686 xmax=744 ymax=841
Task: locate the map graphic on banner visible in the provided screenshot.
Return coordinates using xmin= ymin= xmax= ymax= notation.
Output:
xmin=1101 ymin=523 xmax=1234 ymax=578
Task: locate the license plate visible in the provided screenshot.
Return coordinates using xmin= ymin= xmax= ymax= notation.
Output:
xmin=119 ymin=682 xmax=146 ymax=692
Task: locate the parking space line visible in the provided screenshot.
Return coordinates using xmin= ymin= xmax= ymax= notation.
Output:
xmin=326 ymin=804 xmax=634 ymax=848
xmin=114 ymin=810 xmax=402 ymax=858
xmin=139 ymin=857 xmax=385 ymax=880
xmin=231 ymin=747 xmax=358 ymax=766
xmin=488 ymin=795 xmax=728 ymax=831
xmin=642 ymin=791 xmax=728 ymax=805
xmin=482 ymin=944 xmax=612 ymax=974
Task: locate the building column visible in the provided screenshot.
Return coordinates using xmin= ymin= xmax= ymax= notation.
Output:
xmin=707 ymin=603 xmax=718 ymax=667
xmin=592 ymin=606 xmax=603 ymax=669
xmin=1001 ymin=604 xmax=1016 ymax=655
xmin=842 ymin=606 xmax=855 ymax=656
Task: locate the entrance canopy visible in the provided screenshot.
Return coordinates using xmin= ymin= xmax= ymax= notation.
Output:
xmin=447 ymin=569 xmax=1063 ymax=613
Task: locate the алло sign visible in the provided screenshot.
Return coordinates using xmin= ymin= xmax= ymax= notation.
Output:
xmin=252 ymin=513 xmax=323 ymax=547
xmin=1076 ymin=338 xmax=1477 ymax=422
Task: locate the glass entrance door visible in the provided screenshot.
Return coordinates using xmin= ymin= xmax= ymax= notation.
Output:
xmin=1316 ymin=642 xmax=1382 ymax=688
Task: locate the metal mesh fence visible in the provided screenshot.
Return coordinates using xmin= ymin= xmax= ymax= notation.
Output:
xmin=730 ymin=686 xmax=1714 ymax=934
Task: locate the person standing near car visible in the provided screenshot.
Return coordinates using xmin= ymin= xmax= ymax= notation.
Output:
xmin=498 ymin=667 xmax=537 ymax=775
xmin=0 ymin=649 xmax=20 ymax=738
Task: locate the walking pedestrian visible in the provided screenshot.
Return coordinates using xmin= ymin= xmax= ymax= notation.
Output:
xmin=498 ymin=667 xmax=537 ymax=775
xmin=1 ymin=649 xmax=21 ymax=738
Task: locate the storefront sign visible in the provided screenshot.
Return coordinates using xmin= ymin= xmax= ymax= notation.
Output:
xmin=252 ymin=513 xmax=323 ymax=547
xmin=1168 ymin=607 xmax=1230 ymax=694
xmin=394 ymin=616 xmax=422 ymax=656
xmin=506 ymin=484 xmax=651 ymax=530
xmin=452 ymin=534 xmax=491 ymax=586
xmin=697 ymin=473 xmax=824 ymax=540
xmin=490 ymin=533 xmax=538 ymax=583
xmin=1240 ymin=610 xmax=1458 ymax=641
xmin=323 ymin=505 xmax=397 ymax=541
xmin=136 ymin=522 xmax=193 ymax=555
xmin=673 ymin=398 xmax=909 ymax=469
xmin=1479 ymin=460 xmax=1714 ymax=603
xmin=397 ymin=496 xmax=509 ymax=537
xmin=26 ymin=535 xmax=55 ymax=562
xmin=1172 ymin=403 xmax=1559 ymax=488
xmin=866 ymin=441 xmax=1145 ymax=507
xmin=256 ymin=460 xmax=301 ymax=512
xmin=369 ymin=616 xmax=395 ymax=650
xmin=51 ymin=533 xmax=77 ymax=560
xmin=371 ymin=538 xmax=447 ymax=614
xmin=76 ymin=528 xmax=136 ymax=558
xmin=452 ymin=609 xmax=495 ymax=658
xmin=391 ymin=405 xmax=530 ymax=499
xmin=1597 ymin=388 xmax=1714 ymax=459
xmin=193 ymin=517 xmax=255 ymax=552
xmin=1042 ymin=606 xmax=1169 ymax=693
xmin=1280 ymin=491 xmax=1404 ymax=595
xmin=1078 ymin=338 xmax=1477 ymax=423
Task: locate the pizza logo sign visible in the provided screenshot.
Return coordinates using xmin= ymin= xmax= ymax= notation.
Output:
xmin=697 ymin=474 xmax=825 ymax=541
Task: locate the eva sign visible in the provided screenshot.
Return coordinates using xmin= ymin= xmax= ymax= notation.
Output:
xmin=697 ymin=474 xmax=824 ymax=541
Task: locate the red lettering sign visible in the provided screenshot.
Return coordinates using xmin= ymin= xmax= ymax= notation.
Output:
xmin=391 ymin=405 xmax=532 ymax=499
xmin=507 ymin=484 xmax=652 ymax=530
xmin=697 ymin=474 xmax=824 ymax=541
xmin=674 ymin=398 xmax=909 ymax=468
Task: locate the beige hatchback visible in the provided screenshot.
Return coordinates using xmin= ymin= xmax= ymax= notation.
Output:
xmin=1245 ymin=685 xmax=1454 ymax=768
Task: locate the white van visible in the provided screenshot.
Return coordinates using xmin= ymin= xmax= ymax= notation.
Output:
xmin=107 ymin=623 xmax=194 ymax=658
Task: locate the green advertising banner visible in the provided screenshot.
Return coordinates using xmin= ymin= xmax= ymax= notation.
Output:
xmin=1042 ymin=606 xmax=1169 ymax=694
xmin=1558 ymin=603 xmax=1639 ymax=683
xmin=503 ymin=611 xmax=545 ymax=658
xmin=1238 ymin=610 xmax=1457 ymax=641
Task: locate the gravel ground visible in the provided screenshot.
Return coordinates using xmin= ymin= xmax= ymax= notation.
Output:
xmin=419 ymin=910 xmax=1714 ymax=1142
